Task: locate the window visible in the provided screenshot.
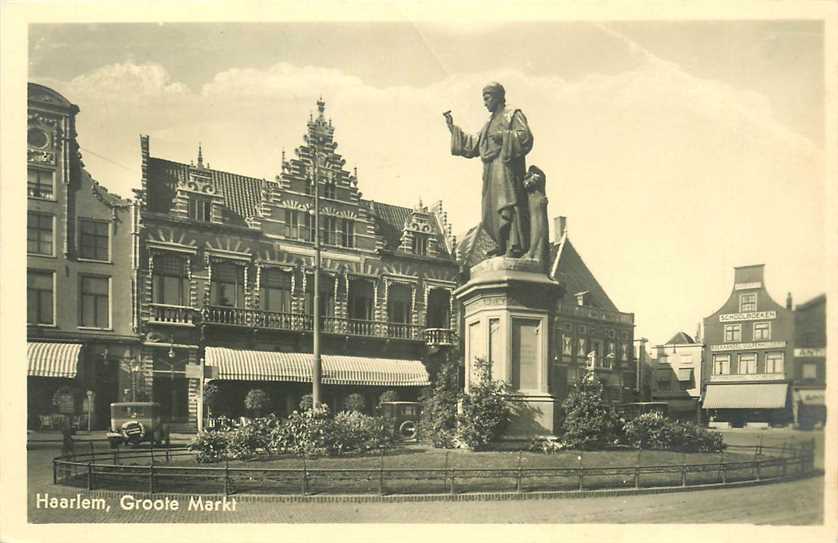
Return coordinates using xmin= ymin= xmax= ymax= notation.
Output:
xmin=577 ymin=337 xmax=587 ymax=358
xmin=303 ymin=212 xmax=315 ymax=242
xmin=80 ymin=275 xmax=110 ymax=328
xmin=321 ymin=216 xmax=337 ymax=245
xmin=78 ymin=218 xmax=109 ymax=261
xmin=27 ymin=270 xmax=54 ymax=325
xmin=27 ymin=212 xmax=53 ymax=256
xmin=412 ymin=234 xmax=428 ymax=256
xmin=28 ymin=168 xmax=54 ymax=199
xmin=304 ymin=274 xmax=335 ymax=317
xmin=286 ymin=209 xmax=301 ymax=239
xmin=802 ymin=363 xmax=817 ymax=380
xmin=152 ymin=254 xmax=189 ymax=306
xmin=738 ymin=353 xmax=757 ymax=374
xmin=562 ymin=336 xmax=573 ymax=355
xmin=348 ymin=279 xmax=374 ymax=321
xmin=712 ymin=354 xmax=730 ymax=375
xmin=261 ymin=269 xmax=292 ymax=313
xmin=387 ymin=283 xmax=412 ymax=324
xmin=323 ymin=183 xmax=336 ymax=199
xmin=765 ymin=351 xmax=784 ymax=374
xmin=340 ymin=218 xmax=354 ymax=248
xmin=621 ymin=343 xmax=629 ymax=361
xmin=724 ymin=323 xmax=742 ymax=343
xmin=211 ymin=263 xmax=244 ymax=307
xmin=753 ymin=321 xmax=771 ymax=341
xmin=188 ymin=197 xmax=212 ymax=222
xmin=739 ymin=293 xmax=757 ymax=313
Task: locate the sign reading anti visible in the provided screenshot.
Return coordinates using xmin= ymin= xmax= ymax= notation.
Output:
xmin=719 ymin=310 xmax=776 ymax=322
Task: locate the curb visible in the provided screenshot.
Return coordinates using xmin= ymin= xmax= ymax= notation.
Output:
xmin=65 ymin=474 xmax=818 ymax=504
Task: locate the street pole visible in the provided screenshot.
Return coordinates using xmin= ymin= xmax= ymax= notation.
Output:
xmin=311 ymin=142 xmax=323 ymax=408
xmin=634 ymin=337 xmax=648 ymax=400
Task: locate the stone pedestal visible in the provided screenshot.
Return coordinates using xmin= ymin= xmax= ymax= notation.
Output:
xmin=454 ymin=256 xmax=561 ymax=440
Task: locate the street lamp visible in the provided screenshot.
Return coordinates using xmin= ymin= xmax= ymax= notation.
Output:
xmin=633 ymin=337 xmax=649 ymax=398
xmin=307 ymin=130 xmax=329 ymax=408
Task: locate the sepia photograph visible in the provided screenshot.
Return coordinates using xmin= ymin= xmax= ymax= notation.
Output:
xmin=1 ymin=1 xmax=836 ymax=541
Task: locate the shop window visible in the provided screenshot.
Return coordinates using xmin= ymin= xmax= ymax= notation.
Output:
xmin=78 ymin=218 xmax=110 ymax=261
xmin=27 ymin=212 xmax=54 ymax=256
xmin=27 ymin=270 xmax=54 ymax=325
xmin=152 ymin=254 xmax=189 ymax=306
xmin=802 ymin=363 xmax=817 ymax=380
xmin=712 ymin=354 xmax=730 ymax=375
xmin=80 ymin=275 xmax=110 ymax=328
xmin=738 ymin=353 xmax=757 ymax=374
xmin=28 ymin=167 xmax=54 ymax=199
xmin=765 ymin=351 xmax=784 ymax=374
xmin=753 ymin=321 xmax=771 ymax=341
xmin=739 ymin=293 xmax=757 ymax=313
xmin=724 ymin=323 xmax=742 ymax=343
xmin=261 ymin=268 xmax=292 ymax=313
xmin=211 ymin=263 xmax=244 ymax=308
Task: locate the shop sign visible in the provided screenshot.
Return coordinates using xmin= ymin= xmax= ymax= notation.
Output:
xmin=711 ymin=341 xmax=785 ymax=352
xmin=719 ymin=310 xmax=776 ymax=322
xmin=734 ymin=282 xmax=762 ymax=291
xmin=794 ymin=348 xmax=825 ymax=357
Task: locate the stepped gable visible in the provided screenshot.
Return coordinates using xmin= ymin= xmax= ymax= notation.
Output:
xmin=665 ymin=331 xmax=695 ymax=345
xmin=550 ymin=235 xmax=619 ymax=312
xmin=146 ymin=156 xmax=268 ymax=226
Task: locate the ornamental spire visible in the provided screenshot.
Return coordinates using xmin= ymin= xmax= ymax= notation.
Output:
xmin=197 ymin=142 xmax=204 ymax=168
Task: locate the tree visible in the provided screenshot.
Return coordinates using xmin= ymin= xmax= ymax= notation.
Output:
xmin=419 ymin=354 xmax=461 ymax=448
xmin=559 ymin=371 xmax=621 ymax=450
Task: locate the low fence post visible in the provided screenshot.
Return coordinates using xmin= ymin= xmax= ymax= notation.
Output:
xmin=87 ymin=461 xmax=94 ymax=490
xmin=755 ymin=460 xmax=761 ymax=481
xmin=165 ymin=446 xmax=170 ymax=464
xmin=577 ymin=454 xmax=584 ymax=491
xmin=634 ymin=467 xmax=640 ymax=489
xmin=150 ymin=443 xmax=155 ymax=465
xmin=378 ymin=447 xmax=385 ymax=496
xmin=148 ymin=464 xmax=155 ymax=494
xmin=516 ymin=452 xmax=523 ymax=493
xmin=224 ymin=459 xmax=230 ymax=496
xmin=53 ymin=460 xmax=57 ymax=485
xmin=301 ymin=457 xmax=308 ymax=496
xmin=720 ymin=450 xmax=727 ymax=484
xmin=681 ymin=464 xmax=687 ymax=487
xmin=89 ymin=441 xmax=95 ymax=460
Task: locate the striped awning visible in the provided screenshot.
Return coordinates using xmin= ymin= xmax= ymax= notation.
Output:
xmin=703 ymin=383 xmax=788 ymax=409
xmin=205 ymin=347 xmax=430 ymax=387
xmin=27 ymin=342 xmax=82 ymax=378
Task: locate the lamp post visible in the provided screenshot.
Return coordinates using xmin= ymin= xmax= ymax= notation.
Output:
xmin=308 ymin=135 xmax=328 ymax=408
xmin=633 ymin=337 xmax=649 ymax=400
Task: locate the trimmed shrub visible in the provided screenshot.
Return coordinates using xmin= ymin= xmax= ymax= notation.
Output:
xmin=456 ymin=359 xmax=512 ymax=450
xmin=559 ymin=371 xmax=621 ymax=450
xmin=189 ymin=431 xmax=229 ymax=463
xmin=298 ymin=394 xmax=314 ymax=411
xmin=244 ymin=388 xmax=271 ymax=417
xmin=269 ymin=405 xmax=332 ymax=457
xmin=331 ymin=411 xmax=394 ymax=454
xmin=623 ymin=412 xmax=725 ymax=452
xmin=343 ymin=393 xmax=367 ymax=414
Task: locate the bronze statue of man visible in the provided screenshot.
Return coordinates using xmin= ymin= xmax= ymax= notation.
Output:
xmin=445 ymin=82 xmax=533 ymax=258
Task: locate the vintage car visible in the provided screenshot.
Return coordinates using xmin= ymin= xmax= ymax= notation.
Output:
xmin=106 ymin=402 xmax=170 ymax=447
xmin=380 ymin=401 xmax=423 ymax=443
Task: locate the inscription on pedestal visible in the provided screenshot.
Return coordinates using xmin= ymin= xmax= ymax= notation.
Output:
xmin=512 ymin=319 xmax=539 ymax=390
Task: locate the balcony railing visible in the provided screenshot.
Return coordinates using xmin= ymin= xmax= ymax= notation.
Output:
xmin=424 ymin=328 xmax=456 ymax=347
xmin=202 ymin=305 xmax=431 ymax=342
xmin=148 ymin=303 xmax=197 ymax=325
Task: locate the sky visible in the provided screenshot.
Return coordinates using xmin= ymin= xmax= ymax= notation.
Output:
xmin=27 ymin=21 xmax=827 ymax=346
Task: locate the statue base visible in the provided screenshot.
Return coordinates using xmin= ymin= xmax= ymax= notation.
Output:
xmin=454 ymin=256 xmax=561 ymax=440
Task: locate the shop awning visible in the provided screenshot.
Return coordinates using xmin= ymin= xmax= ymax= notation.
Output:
xmin=703 ymin=383 xmax=788 ymax=409
xmin=205 ymin=347 xmax=430 ymax=387
xmin=27 ymin=342 xmax=82 ymax=378
xmin=677 ymin=368 xmax=694 ymax=382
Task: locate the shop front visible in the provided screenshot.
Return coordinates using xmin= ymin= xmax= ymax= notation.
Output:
xmin=27 ymin=342 xmax=83 ymax=430
xmin=794 ymin=388 xmax=826 ymax=429
xmin=702 ymin=382 xmax=792 ymax=426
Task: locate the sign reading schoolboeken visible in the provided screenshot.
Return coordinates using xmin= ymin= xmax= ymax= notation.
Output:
xmin=710 ymin=341 xmax=786 ymax=352
xmin=719 ymin=310 xmax=776 ymax=323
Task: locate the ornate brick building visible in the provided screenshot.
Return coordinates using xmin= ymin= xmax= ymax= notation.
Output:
xmin=133 ymin=100 xmax=459 ymax=430
xmin=793 ymin=294 xmax=826 ymax=428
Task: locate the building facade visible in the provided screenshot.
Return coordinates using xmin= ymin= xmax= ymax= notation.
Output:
xmin=701 ymin=265 xmax=794 ymax=426
xmin=26 ymin=83 xmax=137 ymax=430
xmin=133 ymin=99 xmax=459 ymax=430
xmin=458 ymin=216 xmax=637 ymax=416
xmin=793 ymin=294 xmax=826 ymax=428
xmin=651 ymin=332 xmax=703 ymax=423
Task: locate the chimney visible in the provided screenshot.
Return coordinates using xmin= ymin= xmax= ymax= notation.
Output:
xmin=786 ymin=292 xmax=793 ymax=310
xmin=553 ymin=216 xmax=567 ymax=242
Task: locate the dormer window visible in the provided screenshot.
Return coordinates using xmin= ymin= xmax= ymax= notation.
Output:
xmin=575 ymin=291 xmax=590 ymax=306
xmin=189 ymin=196 xmax=212 ymax=222
xmin=412 ymin=233 xmax=428 ymax=256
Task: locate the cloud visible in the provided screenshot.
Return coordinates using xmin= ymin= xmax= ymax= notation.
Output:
xmin=34 ymin=54 xmax=825 ymax=344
